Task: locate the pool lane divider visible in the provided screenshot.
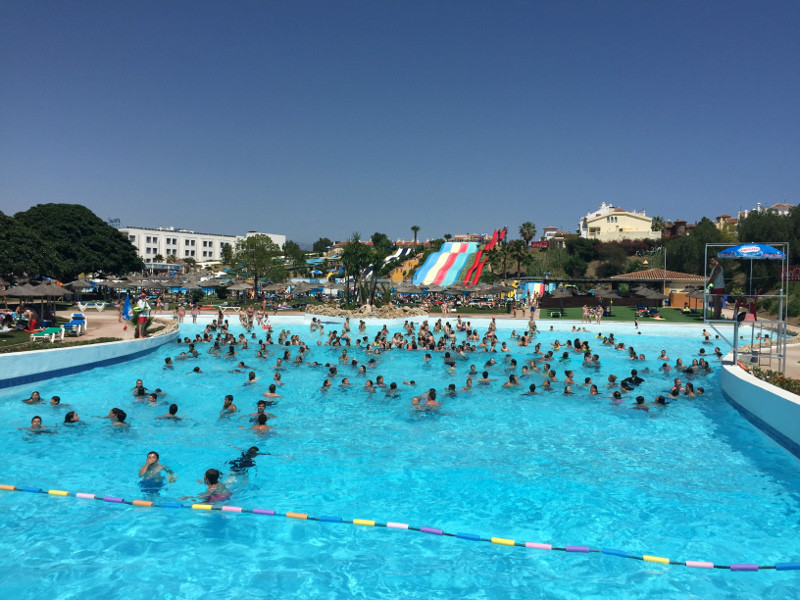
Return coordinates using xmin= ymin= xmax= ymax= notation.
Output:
xmin=2 ymin=484 xmax=798 ymax=572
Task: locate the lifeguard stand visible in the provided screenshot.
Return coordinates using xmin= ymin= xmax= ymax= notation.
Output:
xmin=704 ymin=242 xmax=790 ymax=373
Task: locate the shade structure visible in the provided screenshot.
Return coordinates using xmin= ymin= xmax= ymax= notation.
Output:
xmin=4 ymin=283 xmax=40 ymax=297
xmin=227 ymin=282 xmax=252 ymax=291
xmin=37 ymin=282 xmax=69 ymax=296
xmin=262 ymin=282 xmax=286 ymax=293
xmin=717 ymin=243 xmax=787 ymax=295
xmin=717 ymin=244 xmax=785 ymax=260
xmin=594 ymin=287 xmax=621 ymax=299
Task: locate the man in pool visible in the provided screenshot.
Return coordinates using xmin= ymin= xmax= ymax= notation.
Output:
xmin=138 ymin=451 xmax=177 ymax=491
xmin=26 ymin=415 xmax=55 ymax=434
xmin=220 ymin=394 xmax=237 ymax=417
xmin=157 ymin=404 xmax=180 ymax=420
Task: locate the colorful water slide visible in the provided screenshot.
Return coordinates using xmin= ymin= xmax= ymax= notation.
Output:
xmin=413 ymin=242 xmax=477 ymax=286
xmin=467 ymin=227 xmax=506 ymax=286
xmin=463 ymin=230 xmax=497 ymax=285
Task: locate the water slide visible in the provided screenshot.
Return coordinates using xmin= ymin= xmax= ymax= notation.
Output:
xmin=413 ymin=242 xmax=477 ymax=286
xmin=466 ymin=227 xmax=506 ymax=286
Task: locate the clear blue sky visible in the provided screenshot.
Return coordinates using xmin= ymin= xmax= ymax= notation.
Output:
xmin=2 ymin=1 xmax=798 ymax=245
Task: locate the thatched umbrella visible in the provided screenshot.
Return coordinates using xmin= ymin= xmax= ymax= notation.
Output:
xmin=549 ymin=287 xmax=573 ymax=312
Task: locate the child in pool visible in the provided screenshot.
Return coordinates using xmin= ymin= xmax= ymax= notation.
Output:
xmin=179 ymin=469 xmax=231 ymax=503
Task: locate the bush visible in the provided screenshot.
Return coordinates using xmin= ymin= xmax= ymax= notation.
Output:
xmin=750 ymin=367 xmax=800 ymax=396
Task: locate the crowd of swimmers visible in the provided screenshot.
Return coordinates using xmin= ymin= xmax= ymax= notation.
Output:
xmin=19 ymin=313 xmax=721 ymax=500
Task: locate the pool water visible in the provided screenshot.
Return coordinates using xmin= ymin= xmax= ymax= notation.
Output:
xmin=1 ymin=317 xmax=799 ymax=599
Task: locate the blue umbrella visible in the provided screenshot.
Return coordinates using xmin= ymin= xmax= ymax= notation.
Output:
xmin=717 ymin=244 xmax=786 ymax=295
xmin=717 ymin=244 xmax=785 ymax=260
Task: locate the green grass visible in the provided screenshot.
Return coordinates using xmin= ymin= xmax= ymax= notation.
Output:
xmin=541 ymin=306 xmax=706 ymax=323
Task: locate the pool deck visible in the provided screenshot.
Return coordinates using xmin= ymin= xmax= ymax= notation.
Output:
xmin=56 ymin=308 xmax=800 ymax=379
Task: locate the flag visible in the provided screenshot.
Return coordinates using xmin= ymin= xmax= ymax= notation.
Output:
xmin=122 ymin=293 xmax=133 ymax=321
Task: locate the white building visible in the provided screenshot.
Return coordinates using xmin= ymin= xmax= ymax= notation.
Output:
xmin=119 ymin=225 xmax=286 ymax=267
xmin=578 ymin=202 xmax=653 ymax=242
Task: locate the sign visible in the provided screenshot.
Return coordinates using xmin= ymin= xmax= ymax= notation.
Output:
xmin=781 ymin=266 xmax=800 ymax=282
xmin=529 ymin=241 xmax=550 ymax=249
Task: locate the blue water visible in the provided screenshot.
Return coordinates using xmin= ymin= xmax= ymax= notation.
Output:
xmin=1 ymin=317 xmax=799 ymax=599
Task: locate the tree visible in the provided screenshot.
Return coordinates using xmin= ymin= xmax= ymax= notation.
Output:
xmin=443 ymin=233 xmax=453 ymax=241
xmin=519 ymin=221 xmax=537 ymax=245
xmin=232 ymin=234 xmax=285 ymax=293
xmin=650 ymin=215 xmax=665 ymax=234
xmin=153 ymin=254 xmax=165 ymax=263
xmin=666 ymin=217 xmax=723 ymax=275
xmin=220 ymin=243 xmax=234 ymax=266
xmin=565 ymin=236 xmax=598 ymax=263
xmin=12 ymin=204 xmax=144 ymax=279
xmin=508 ymin=239 xmax=532 ymax=276
xmin=312 ymin=237 xmax=333 ymax=254
xmin=284 ymin=240 xmax=308 ymax=277
xmin=411 ymin=225 xmax=420 ymax=245
xmin=341 ymin=233 xmax=372 ymax=304
xmin=0 ymin=211 xmax=63 ymax=279
xmin=487 ymin=243 xmax=512 ymax=280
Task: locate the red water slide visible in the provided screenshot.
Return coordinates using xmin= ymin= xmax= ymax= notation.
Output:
xmin=464 ymin=229 xmax=499 ymax=286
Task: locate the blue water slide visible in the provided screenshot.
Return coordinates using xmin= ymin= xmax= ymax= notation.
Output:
xmin=439 ymin=242 xmax=478 ymax=286
xmin=413 ymin=242 xmax=454 ymax=285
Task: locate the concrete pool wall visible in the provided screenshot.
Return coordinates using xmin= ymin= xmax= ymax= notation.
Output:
xmin=721 ymin=353 xmax=800 ymax=459
xmin=0 ymin=331 xmax=179 ymax=390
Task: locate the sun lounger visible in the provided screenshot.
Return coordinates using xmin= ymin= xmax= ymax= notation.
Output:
xmin=78 ymin=302 xmax=108 ymax=312
xmin=30 ymin=326 xmax=65 ymax=343
xmin=63 ymin=313 xmax=87 ymax=336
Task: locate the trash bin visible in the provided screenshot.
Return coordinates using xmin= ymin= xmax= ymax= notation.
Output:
xmin=506 ymin=300 xmax=512 ymax=314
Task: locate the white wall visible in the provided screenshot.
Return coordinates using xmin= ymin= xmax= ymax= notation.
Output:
xmin=721 ymin=361 xmax=800 ymax=458
xmin=0 ymin=331 xmax=179 ymax=390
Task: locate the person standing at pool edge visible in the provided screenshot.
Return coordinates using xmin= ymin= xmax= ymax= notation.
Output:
xmin=135 ymin=293 xmax=151 ymax=338
xmin=708 ymin=257 xmax=725 ymax=320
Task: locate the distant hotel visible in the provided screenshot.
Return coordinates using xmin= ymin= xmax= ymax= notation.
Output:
xmin=578 ymin=202 xmax=654 ymax=242
xmin=117 ymin=224 xmax=286 ymax=267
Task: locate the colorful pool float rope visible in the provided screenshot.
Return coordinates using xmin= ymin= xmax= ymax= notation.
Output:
xmin=2 ymin=484 xmax=798 ymax=572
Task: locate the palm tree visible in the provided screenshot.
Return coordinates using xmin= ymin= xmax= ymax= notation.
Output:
xmin=153 ymin=253 xmax=165 ymax=263
xmin=411 ymin=225 xmax=420 ymax=245
xmin=651 ymin=216 xmax=665 ymax=234
xmin=443 ymin=233 xmax=452 ymax=241
xmin=519 ymin=221 xmax=537 ymax=245
xmin=508 ymin=239 xmax=531 ymax=276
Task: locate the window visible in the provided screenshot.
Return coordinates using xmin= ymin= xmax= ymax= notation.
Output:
xmin=190 ymin=250 xmax=195 ymax=257
xmin=146 ymin=248 xmax=151 ymax=254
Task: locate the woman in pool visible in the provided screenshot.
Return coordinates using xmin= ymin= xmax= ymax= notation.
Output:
xmin=179 ymin=469 xmax=231 ymax=503
xmin=63 ymin=411 xmax=80 ymax=423
xmin=23 ymin=391 xmax=43 ymax=404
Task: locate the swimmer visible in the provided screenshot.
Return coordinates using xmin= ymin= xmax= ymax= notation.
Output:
xmin=106 ymin=408 xmax=129 ymax=427
xmin=633 ymin=396 xmax=649 ymax=411
xmin=157 ymin=404 xmax=180 ymax=419
xmin=262 ymin=384 xmax=281 ymax=399
xmin=164 ymin=357 xmax=174 ymax=369
xmin=49 ymin=395 xmax=67 ymax=407
xmin=249 ymin=400 xmax=276 ymax=421
xmin=63 ymin=411 xmax=80 ymax=423
xmin=227 ymin=446 xmax=262 ymax=477
xmin=245 ymin=413 xmax=275 ymax=433
xmin=26 ymin=415 xmax=55 ymax=433
xmin=220 ymin=395 xmax=237 ymax=416
xmin=244 ymin=371 xmax=259 ymax=385
xmin=178 ymin=469 xmax=231 ymax=503
xmin=502 ymin=374 xmax=520 ymax=388
xmin=23 ymin=391 xmax=43 ymax=404
xmin=139 ymin=450 xmax=176 ymax=484
xmin=132 ymin=380 xmax=147 ymax=397
xmin=412 ymin=388 xmax=440 ymax=411
xmin=523 ymin=383 xmax=537 ymax=395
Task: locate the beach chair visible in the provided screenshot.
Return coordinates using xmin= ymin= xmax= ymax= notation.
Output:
xmin=63 ymin=313 xmax=87 ymax=336
xmin=30 ymin=326 xmax=65 ymax=343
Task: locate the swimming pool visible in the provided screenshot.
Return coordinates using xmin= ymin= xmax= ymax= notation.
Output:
xmin=1 ymin=317 xmax=799 ymax=599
